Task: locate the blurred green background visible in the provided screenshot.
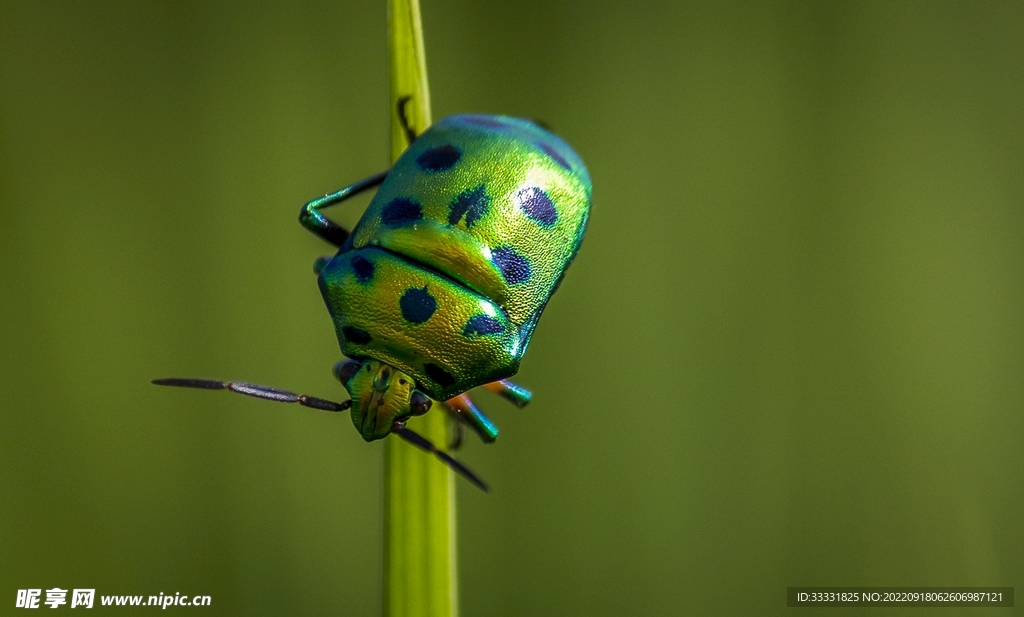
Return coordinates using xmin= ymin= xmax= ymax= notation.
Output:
xmin=2 ymin=1 xmax=1022 ymax=615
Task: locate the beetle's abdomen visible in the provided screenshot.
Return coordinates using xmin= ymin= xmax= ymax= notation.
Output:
xmin=346 ymin=115 xmax=591 ymax=332
xmin=318 ymin=247 xmax=522 ymax=399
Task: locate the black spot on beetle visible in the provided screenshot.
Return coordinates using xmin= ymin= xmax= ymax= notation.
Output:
xmin=514 ymin=187 xmax=557 ymax=227
xmin=463 ymin=315 xmax=504 ymax=337
xmin=381 ymin=198 xmax=422 ymax=226
xmin=491 ymin=246 xmax=531 ymax=285
xmin=350 ymin=255 xmax=374 ymax=283
xmin=448 ymin=185 xmax=490 ymax=229
xmin=399 ymin=286 xmax=437 ymax=323
xmin=424 ymin=363 xmax=456 ymax=387
xmin=537 ymin=141 xmax=572 ymax=170
xmin=342 ymin=326 xmax=372 ymax=345
xmin=416 ymin=145 xmax=461 ymax=172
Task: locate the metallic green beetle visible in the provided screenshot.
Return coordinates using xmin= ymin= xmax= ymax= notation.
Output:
xmin=156 ymin=112 xmax=591 ymax=490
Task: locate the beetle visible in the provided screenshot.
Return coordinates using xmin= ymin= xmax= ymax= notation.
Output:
xmin=155 ymin=104 xmax=591 ymax=491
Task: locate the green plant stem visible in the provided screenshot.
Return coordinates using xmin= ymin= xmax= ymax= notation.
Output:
xmin=383 ymin=2 xmax=457 ymax=617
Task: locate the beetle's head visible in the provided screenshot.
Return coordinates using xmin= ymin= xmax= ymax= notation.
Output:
xmin=334 ymin=359 xmax=432 ymax=441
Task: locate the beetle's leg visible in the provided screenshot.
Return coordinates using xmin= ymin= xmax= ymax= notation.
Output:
xmin=299 ymin=171 xmax=389 ymax=247
xmin=391 ymin=421 xmax=489 ymax=492
xmin=531 ymin=118 xmax=554 ymax=132
xmin=152 ymin=378 xmax=351 ymax=413
xmin=438 ymin=403 xmax=466 ymax=450
xmin=449 ymin=417 xmax=465 ymax=451
xmin=397 ymin=95 xmax=418 ymax=144
xmin=482 ymin=379 xmax=532 ymax=408
xmin=445 ymin=394 xmax=498 ymax=443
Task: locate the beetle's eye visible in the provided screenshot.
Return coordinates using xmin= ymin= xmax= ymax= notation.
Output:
xmin=365 ymin=365 xmax=371 ymax=372
xmin=409 ymin=391 xmax=432 ymax=416
xmin=334 ymin=360 xmax=361 ymax=383
xmin=399 ymin=379 xmax=408 ymax=386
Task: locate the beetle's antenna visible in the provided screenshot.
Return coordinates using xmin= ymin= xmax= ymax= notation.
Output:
xmin=391 ymin=421 xmax=490 ymax=492
xmin=152 ymin=378 xmax=352 ymax=413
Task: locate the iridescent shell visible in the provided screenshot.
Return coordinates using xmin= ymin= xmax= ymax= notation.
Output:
xmin=318 ymin=115 xmax=591 ymax=400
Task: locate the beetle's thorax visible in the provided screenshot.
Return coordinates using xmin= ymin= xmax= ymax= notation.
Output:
xmin=342 ymin=359 xmax=417 ymax=441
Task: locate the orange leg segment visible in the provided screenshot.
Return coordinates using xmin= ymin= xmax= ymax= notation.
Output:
xmin=445 ymin=393 xmax=499 ymax=443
